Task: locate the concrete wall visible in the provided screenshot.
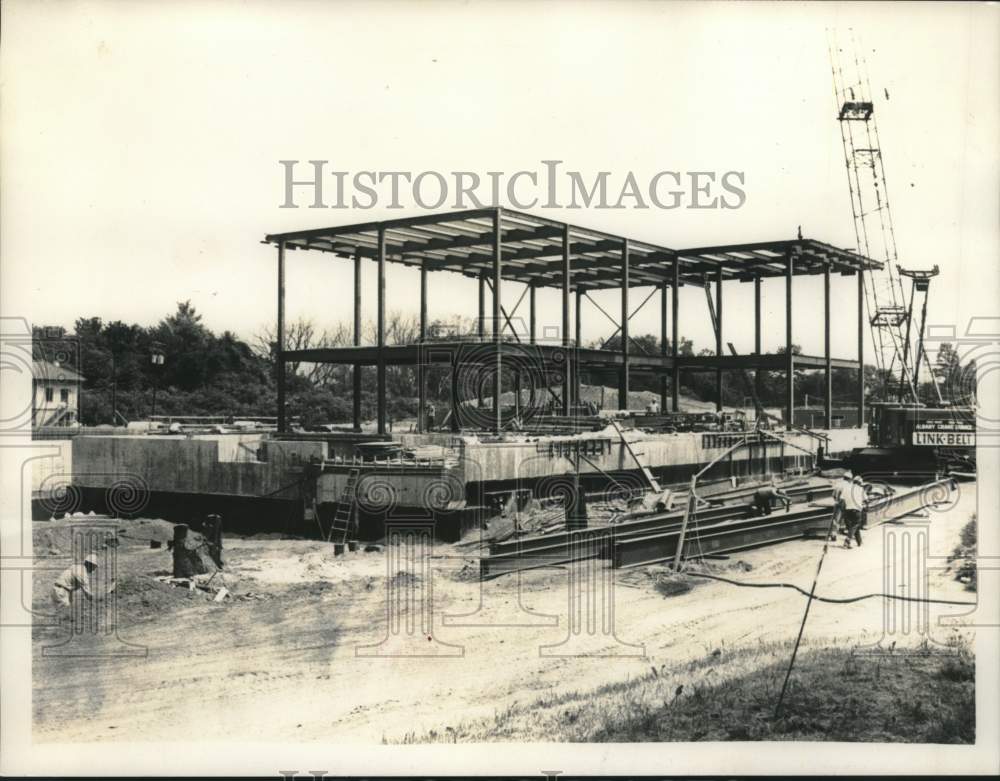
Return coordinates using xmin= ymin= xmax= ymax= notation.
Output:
xmin=70 ymin=434 xmax=321 ymax=498
xmin=456 ymin=426 xmax=857 ymax=484
xmin=31 ymin=439 xmax=73 ymax=495
xmin=315 ymin=464 xmax=451 ymax=507
xmin=316 ymin=426 xmax=868 ymax=506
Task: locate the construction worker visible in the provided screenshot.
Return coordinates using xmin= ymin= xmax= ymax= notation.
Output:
xmin=834 ymin=470 xmax=853 ymax=503
xmin=751 ymin=476 xmax=791 ymax=516
xmin=51 ymin=554 xmax=99 ymax=608
xmin=834 ymin=470 xmax=854 ymax=535
xmin=841 ymin=475 xmax=866 ymax=549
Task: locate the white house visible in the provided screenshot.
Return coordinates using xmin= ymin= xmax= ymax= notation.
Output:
xmin=32 ymin=359 xmax=85 ymax=427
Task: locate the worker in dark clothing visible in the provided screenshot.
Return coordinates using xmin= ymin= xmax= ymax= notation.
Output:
xmin=751 ymin=477 xmax=791 ymax=516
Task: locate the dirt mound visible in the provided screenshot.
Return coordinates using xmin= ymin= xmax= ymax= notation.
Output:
xmin=119 ymin=518 xmax=184 ymax=544
xmin=33 ymin=517 xmax=199 ymax=554
xmin=114 ymin=573 xmax=215 ymax=622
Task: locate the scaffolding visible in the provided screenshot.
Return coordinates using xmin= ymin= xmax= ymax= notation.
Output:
xmin=264 ymin=208 xmax=880 ymax=434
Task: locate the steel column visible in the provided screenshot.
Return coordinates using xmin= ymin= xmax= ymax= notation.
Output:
xmin=276 ymin=240 xmax=286 ymax=433
xmin=562 ymin=225 xmax=572 ymax=415
xmin=754 ymin=274 xmax=763 ymax=408
xmin=619 ymin=240 xmax=630 ymax=410
xmin=660 ymin=282 xmax=668 ymax=412
xmin=352 ymin=254 xmax=362 ymax=431
xmin=785 ymin=251 xmax=795 ymax=427
xmin=858 ymin=270 xmax=865 ymax=426
xmin=418 ymin=260 xmax=427 ymax=433
xmin=492 ymin=209 xmax=502 ymax=433
xmin=575 ymin=287 xmax=583 ymax=403
xmin=377 ymin=227 xmax=387 ymax=435
xmin=824 ymin=266 xmax=832 ymax=428
xmin=478 ymin=273 xmax=486 ymax=339
xmin=478 ymin=272 xmax=486 ymax=407
xmin=529 ymin=283 xmax=537 ymax=344
xmin=671 ymin=259 xmax=680 ymax=412
xmin=715 ymin=268 xmax=724 ymax=412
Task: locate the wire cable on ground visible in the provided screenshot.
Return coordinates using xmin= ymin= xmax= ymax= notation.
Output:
xmin=684 ymin=570 xmax=977 ymax=607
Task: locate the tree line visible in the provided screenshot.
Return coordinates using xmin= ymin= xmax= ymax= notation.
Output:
xmin=32 ymin=301 xmax=973 ymax=427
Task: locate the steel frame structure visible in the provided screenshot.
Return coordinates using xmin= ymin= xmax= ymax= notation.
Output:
xmin=264 ymin=208 xmax=881 ymax=434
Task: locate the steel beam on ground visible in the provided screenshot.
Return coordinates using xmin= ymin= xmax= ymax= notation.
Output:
xmin=489 ymin=483 xmax=834 ymax=558
xmin=865 ymin=478 xmax=957 ymax=526
xmin=613 ymin=507 xmax=834 ymax=569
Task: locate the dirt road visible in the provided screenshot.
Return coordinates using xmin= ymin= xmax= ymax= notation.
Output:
xmin=31 ymin=482 xmax=978 ymax=742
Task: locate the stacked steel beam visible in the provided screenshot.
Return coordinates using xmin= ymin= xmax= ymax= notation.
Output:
xmin=477 ymin=477 xmax=957 ymax=578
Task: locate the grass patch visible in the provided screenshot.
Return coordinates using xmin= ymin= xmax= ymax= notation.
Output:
xmin=394 ymin=638 xmax=974 ymax=744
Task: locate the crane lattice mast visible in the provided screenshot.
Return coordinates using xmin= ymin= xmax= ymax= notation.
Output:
xmin=828 ymin=29 xmax=926 ymax=403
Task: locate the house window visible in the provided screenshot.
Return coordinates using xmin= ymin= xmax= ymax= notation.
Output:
xmin=60 ymin=388 xmax=70 ymax=403
xmin=45 ymin=387 xmax=53 ymax=402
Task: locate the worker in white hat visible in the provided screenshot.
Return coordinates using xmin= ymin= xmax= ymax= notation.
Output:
xmin=834 ymin=470 xmax=854 ymax=504
xmin=51 ymin=554 xmax=99 ymax=608
xmin=834 ymin=470 xmax=854 ymax=534
xmin=841 ymin=475 xmax=867 ymax=549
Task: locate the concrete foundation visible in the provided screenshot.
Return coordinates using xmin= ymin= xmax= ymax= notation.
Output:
xmin=57 ymin=426 xmax=869 ymax=540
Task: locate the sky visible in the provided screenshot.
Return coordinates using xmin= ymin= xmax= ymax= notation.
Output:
xmin=3 ymin=0 xmax=998 ymax=367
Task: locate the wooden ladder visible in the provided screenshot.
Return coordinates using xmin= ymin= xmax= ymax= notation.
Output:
xmin=326 ymin=468 xmax=360 ymax=544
